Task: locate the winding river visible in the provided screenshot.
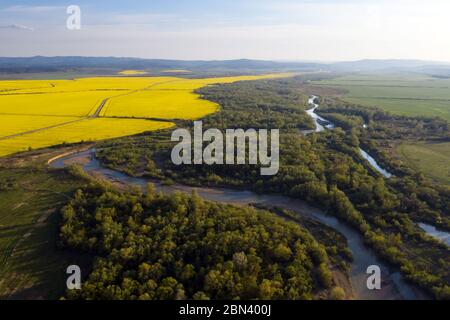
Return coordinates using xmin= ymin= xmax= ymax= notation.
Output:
xmin=306 ymin=96 xmax=450 ymax=246
xmin=50 ymin=149 xmax=426 ymax=300
xmin=306 ymin=96 xmax=393 ymax=178
xmin=305 ymin=98 xmax=334 ymax=132
xmin=47 ymin=94 xmax=441 ymax=299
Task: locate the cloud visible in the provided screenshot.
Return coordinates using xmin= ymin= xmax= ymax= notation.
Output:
xmin=1 ymin=1 xmax=450 ymax=61
xmin=0 ymin=24 xmax=34 ymax=31
xmin=2 ymin=5 xmax=64 ymax=13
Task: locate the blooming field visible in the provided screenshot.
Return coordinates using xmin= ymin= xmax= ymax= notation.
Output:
xmin=101 ymin=89 xmax=219 ymax=119
xmin=0 ymin=91 xmax=118 ymax=117
xmin=0 ymin=118 xmax=173 ymax=157
xmin=0 ymin=73 xmax=292 ymax=157
xmin=101 ymin=74 xmax=292 ymax=119
xmin=117 ymin=70 xmax=149 ymax=75
xmin=0 ymin=115 xmax=79 ymax=138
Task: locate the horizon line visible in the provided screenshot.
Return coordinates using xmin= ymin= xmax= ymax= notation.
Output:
xmin=1 ymin=55 xmax=450 ymax=65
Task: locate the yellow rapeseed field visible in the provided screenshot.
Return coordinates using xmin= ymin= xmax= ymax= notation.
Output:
xmin=0 ymin=73 xmax=293 ymax=157
xmin=0 ymin=115 xmax=79 ymax=138
xmin=118 ymin=70 xmax=149 ymax=75
xmin=0 ymin=80 xmax=55 ymax=92
xmin=0 ymin=77 xmax=177 ymax=95
xmin=0 ymin=91 xmax=117 ymax=117
xmin=102 ymin=73 xmax=294 ymax=119
xmin=0 ymin=118 xmax=174 ymax=157
xmin=0 ymin=77 xmax=178 ymax=117
xmin=101 ymin=89 xmax=219 ymax=119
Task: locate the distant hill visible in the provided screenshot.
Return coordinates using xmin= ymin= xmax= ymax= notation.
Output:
xmin=330 ymin=59 xmax=450 ymax=73
xmin=0 ymin=56 xmax=449 ymax=75
xmin=0 ymin=56 xmax=323 ymax=74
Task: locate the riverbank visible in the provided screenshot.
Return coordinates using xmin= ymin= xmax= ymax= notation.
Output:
xmin=49 ymin=148 xmax=427 ymax=300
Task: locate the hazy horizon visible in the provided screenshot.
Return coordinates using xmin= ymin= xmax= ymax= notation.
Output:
xmin=2 ymin=56 xmax=450 ymax=65
xmin=1 ymin=0 xmax=450 ymax=62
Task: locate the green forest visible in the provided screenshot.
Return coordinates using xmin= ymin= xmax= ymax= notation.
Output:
xmin=94 ymin=76 xmax=450 ymax=299
xmin=60 ymin=182 xmax=348 ymax=300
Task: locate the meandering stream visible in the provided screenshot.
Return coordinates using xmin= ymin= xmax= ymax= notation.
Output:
xmin=306 ymin=96 xmax=449 ymax=249
xmin=306 ymin=96 xmax=393 ymax=178
xmin=50 ymin=150 xmax=426 ymax=300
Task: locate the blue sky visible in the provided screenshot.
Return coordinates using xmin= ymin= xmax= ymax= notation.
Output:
xmin=1 ymin=0 xmax=449 ymax=61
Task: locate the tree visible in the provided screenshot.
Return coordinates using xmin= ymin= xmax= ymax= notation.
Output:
xmin=330 ymin=286 xmax=346 ymax=300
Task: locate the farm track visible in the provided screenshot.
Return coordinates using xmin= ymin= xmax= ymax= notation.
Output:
xmin=91 ymin=98 xmax=108 ymax=118
xmin=0 ymin=80 xmax=183 ymax=274
xmin=0 ymin=117 xmax=87 ymax=141
xmin=96 ymin=79 xmax=180 ymax=116
xmin=0 ymin=79 xmax=181 ymax=142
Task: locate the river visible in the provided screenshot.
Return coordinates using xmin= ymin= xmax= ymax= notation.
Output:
xmin=306 ymin=96 xmax=449 ymax=251
xmin=305 ymin=97 xmax=334 ymax=132
xmin=358 ymin=148 xmax=393 ymax=178
xmin=306 ymin=96 xmax=393 ymax=178
xmin=50 ymin=149 xmax=426 ymax=300
xmin=419 ymin=223 xmax=450 ymax=246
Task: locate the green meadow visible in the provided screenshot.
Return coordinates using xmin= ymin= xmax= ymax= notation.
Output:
xmin=397 ymin=142 xmax=450 ymax=185
xmin=314 ymin=74 xmax=450 ymax=121
xmin=0 ymin=165 xmax=87 ymax=299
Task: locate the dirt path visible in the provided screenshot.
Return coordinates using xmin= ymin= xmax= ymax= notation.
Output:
xmin=0 ymin=117 xmax=87 ymax=141
xmin=91 ymin=98 xmax=108 ymax=118
xmin=0 ymin=79 xmax=181 ymax=142
xmin=94 ymin=79 xmax=180 ymax=117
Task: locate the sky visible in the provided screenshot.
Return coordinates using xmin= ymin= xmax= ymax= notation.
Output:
xmin=0 ymin=0 xmax=450 ymax=61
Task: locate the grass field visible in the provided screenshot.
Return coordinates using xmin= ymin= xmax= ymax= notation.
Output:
xmin=313 ymin=74 xmax=450 ymax=121
xmin=0 ymin=166 xmax=87 ymax=299
xmin=396 ymin=142 xmax=450 ymax=185
xmin=0 ymin=73 xmax=292 ymax=157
